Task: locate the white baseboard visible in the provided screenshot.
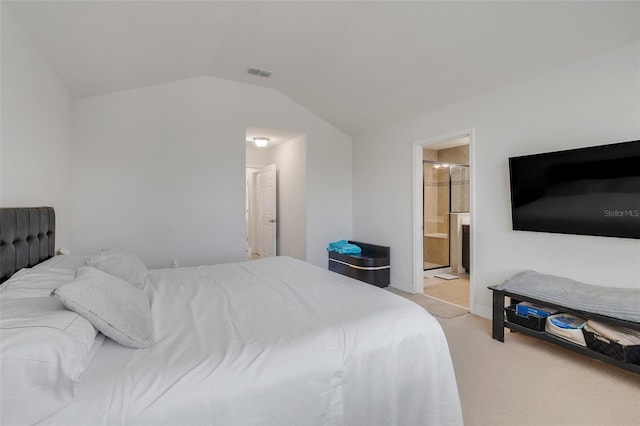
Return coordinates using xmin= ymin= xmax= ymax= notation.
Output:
xmin=472 ymin=304 xmax=492 ymax=320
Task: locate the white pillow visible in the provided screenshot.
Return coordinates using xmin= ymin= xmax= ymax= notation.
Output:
xmin=86 ymin=248 xmax=149 ymax=289
xmin=32 ymin=254 xmax=89 ymax=271
xmin=53 ymin=266 xmax=154 ymax=349
xmin=0 ymin=297 xmax=98 ymax=425
xmin=0 ymin=258 xmax=79 ymax=300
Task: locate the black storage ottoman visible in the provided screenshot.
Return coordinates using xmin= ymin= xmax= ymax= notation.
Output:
xmin=328 ymin=241 xmax=390 ymax=288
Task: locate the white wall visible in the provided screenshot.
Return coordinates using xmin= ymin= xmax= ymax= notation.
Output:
xmin=269 ymin=135 xmax=307 ymax=260
xmin=0 ymin=5 xmax=73 ymax=249
xmin=353 ymin=41 xmax=640 ymax=318
xmin=246 ymin=147 xmax=270 ymax=169
xmin=73 ymin=76 xmax=351 ymax=268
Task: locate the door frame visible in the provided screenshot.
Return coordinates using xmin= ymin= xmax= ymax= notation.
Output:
xmin=412 ymin=128 xmax=477 ymax=313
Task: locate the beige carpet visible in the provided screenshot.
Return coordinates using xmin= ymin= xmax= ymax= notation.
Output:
xmin=440 ymin=314 xmax=640 ymax=426
xmin=390 ymin=290 xmax=639 ymax=425
xmin=387 ymin=287 xmax=469 ymax=318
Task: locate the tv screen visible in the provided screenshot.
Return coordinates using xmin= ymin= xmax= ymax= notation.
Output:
xmin=509 ymin=140 xmax=640 ymax=239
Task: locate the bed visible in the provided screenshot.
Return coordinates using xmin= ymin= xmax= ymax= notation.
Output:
xmin=0 ymin=207 xmax=463 ymax=426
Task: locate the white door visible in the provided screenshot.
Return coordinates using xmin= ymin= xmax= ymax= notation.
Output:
xmin=246 ymin=168 xmax=260 ymax=257
xmin=258 ymin=164 xmax=277 ymax=257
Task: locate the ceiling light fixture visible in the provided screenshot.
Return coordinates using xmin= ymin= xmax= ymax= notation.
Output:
xmin=253 ymin=137 xmax=270 ymax=148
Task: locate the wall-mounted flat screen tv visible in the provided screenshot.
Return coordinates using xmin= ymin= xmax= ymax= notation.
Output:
xmin=509 ymin=140 xmax=640 ymax=239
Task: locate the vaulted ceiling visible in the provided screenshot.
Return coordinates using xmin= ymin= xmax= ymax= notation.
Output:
xmin=6 ymin=1 xmax=640 ymax=137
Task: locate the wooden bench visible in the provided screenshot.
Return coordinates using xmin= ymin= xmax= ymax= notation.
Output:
xmin=489 ymin=285 xmax=640 ymax=374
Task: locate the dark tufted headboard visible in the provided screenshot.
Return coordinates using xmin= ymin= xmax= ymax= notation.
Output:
xmin=0 ymin=207 xmax=55 ymax=283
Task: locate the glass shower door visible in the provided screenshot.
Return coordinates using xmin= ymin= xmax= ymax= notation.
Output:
xmin=423 ymin=162 xmax=450 ymax=270
xmin=450 ymin=165 xmax=470 ymax=213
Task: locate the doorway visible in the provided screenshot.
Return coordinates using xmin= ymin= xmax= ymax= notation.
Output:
xmin=412 ymin=130 xmax=474 ymax=311
xmin=422 ymin=160 xmax=470 ymax=271
xmin=245 ymin=126 xmax=307 ymax=261
xmin=246 ymin=164 xmax=277 ymax=259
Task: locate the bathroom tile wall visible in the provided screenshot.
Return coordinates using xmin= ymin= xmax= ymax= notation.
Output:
xmin=437 ymin=145 xmax=469 ymax=165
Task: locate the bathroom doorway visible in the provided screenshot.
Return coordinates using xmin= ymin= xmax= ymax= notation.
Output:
xmin=412 ymin=130 xmax=474 ymax=311
xmin=422 ymin=160 xmax=469 ymax=272
xmin=423 ymin=160 xmax=469 ymax=272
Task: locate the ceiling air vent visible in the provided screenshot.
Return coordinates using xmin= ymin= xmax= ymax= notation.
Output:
xmin=247 ymin=67 xmax=272 ymax=78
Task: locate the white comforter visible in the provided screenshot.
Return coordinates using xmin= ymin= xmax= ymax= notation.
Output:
xmin=41 ymin=256 xmax=462 ymax=426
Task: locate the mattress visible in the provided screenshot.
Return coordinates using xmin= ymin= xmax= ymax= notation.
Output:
xmin=7 ymin=255 xmax=462 ymax=425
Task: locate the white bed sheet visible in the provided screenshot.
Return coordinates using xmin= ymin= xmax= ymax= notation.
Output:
xmin=39 ymin=256 xmax=462 ymax=426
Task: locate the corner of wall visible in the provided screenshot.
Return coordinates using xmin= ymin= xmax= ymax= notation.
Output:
xmin=1 ymin=4 xmax=73 ymax=249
